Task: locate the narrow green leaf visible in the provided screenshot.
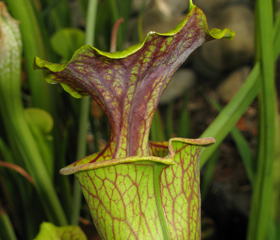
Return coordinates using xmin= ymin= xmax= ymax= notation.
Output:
xmin=0 ymin=207 xmax=17 ymax=240
xmin=24 ymin=108 xmax=54 ymax=178
xmin=0 ymin=3 xmax=67 ymax=225
xmin=71 ymin=0 xmax=98 ymax=225
xmin=267 ymin=218 xmax=277 ymax=240
xmin=231 ymin=127 xmax=254 ymax=185
xmin=201 ymin=148 xmax=219 ymax=201
xmin=177 ymin=92 xmax=190 ymax=138
xmin=119 ymin=0 xmax=133 ymax=43
xmin=272 ymin=101 xmax=280 ymax=224
xmin=4 ymin=0 xmax=52 ymax=111
xmin=247 ymin=0 xmax=276 ymax=239
xmin=202 ymin=93 xmax=255 ymax=185
xmin=277 ymin=221 xmax=280 ymax=239
xmin=166 ymin=101 xmax=174 ymax=139
xmin=151 ymin=109 xmax=166 ymax=141
xmin=274 ymin=11 xmax=280 ymax=55
xmin=0 ymin=138 xmax=13 ymax=164
xmin=0 ymin=138 xmax=35 ymax=239
xmin=56 ymin=128 xmax=73 ymax=223
xmin=200 ymin=64 xmax=261 ymax=167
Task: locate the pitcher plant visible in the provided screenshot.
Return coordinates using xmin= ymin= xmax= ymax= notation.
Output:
xmin=34 ymin=0 xmax=234 ymax=239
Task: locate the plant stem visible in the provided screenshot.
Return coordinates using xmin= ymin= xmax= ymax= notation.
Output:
xmin=4 ymin=0 xmax=51 ymax=112
xmin=71 ymin=0 xmax=98 ymax=225
xmin=110 ymin=17 xmax=124 ymax=52
xmin=247 ymin=0 xmax=276 ymax=239
xmin=108 ymin=0 xmax=122 ymax=50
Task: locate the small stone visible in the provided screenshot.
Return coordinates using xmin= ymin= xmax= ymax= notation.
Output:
xmin=194 ymin=0 xmax=227 ymax=17
xmin=200 ymin=5 xmax=254 ymax=71
xmin=159 ymin=69 xmax=196 ymax=104
xmin=195 ymin=0 xmax=254 ymax=18
xmin=132 ymin=0 xmax=153 ymax=13
xmin=141 ymin=1 xmax=185 ymax=36
xmin=160 ymin=0 xmax=189 ymax=16
xmin=217 ymin=66 xmax=251 ymax=102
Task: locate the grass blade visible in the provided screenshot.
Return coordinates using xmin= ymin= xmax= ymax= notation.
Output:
xmin=230 ymin=127 xmax=254 ymax=185
xmin=70 ymin=0 xmax=98 ymax=225
xmin=0 ymin=206 xmax=17 ymax=240
xmin=199 ymin=63 xmax=261 ymax=168
xmin=4 ymin=0 xmax=52 ymax=112
xmin=166 ymin=101 xmax=174 ymax=139
xmin=177 ymin=92 xmax=190 ymax=138
xmin=201 ymin=148 xmax=219 ymax=201
xmin=247 ymin=0 xmax=276 ymax=239
xmin=0 ymin=3 xmax=67 ymax=226
xmin=150 ymin=109 xmax=166 ymax=141
xmin=202 ymin=92 xmax=255 ymax=185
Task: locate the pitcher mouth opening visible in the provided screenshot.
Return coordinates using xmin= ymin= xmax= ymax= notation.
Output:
xmin=59 ymin=137 xmax=215 ymax=175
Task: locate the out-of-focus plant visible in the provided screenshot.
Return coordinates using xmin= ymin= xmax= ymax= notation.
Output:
xmin=0 ymin=2 xmax=67 ymax=237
